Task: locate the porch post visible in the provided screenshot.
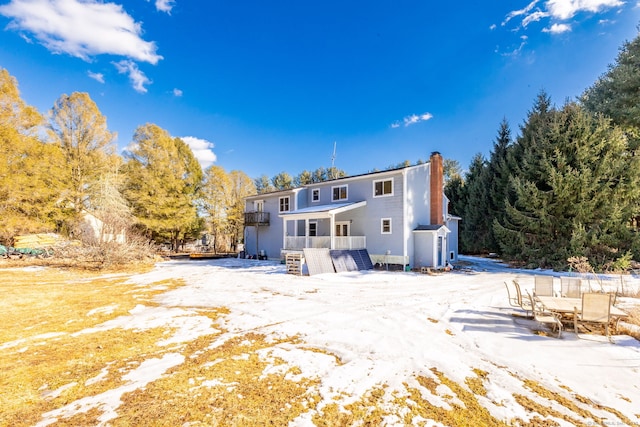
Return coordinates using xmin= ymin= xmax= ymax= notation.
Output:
xmin=329 ymin=213 xmax=335 ymax=249
xmin=282 ymin=218 xmax=287 ymax=251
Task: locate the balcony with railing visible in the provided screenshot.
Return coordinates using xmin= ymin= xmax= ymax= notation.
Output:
xmin=284 ymin=236 xmax=366 ymax=251
xmin=244 ymin=211 xmax=270 ymax=226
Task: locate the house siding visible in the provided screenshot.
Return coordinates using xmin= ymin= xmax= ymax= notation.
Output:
xmin=244 ymin=190 xmax=297 ymax=259
xmin=402 ymin=163 xmax=430 ymax=266
xmin=360 ymin=172 xmax=405 ymax=261
xmin=244 ymin=154 xmax=458 ymax=267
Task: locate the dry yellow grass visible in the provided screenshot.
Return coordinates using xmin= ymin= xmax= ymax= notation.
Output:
xmin=1 ymin=265 xmax=638 ymax=426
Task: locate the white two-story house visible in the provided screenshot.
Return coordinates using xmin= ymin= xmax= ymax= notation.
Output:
xmin=243 ymin=152 xmax=459 ymax=270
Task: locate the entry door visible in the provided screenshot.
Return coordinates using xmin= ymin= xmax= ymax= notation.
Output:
xmin=335 ymin=221 xmax=350 ymax=237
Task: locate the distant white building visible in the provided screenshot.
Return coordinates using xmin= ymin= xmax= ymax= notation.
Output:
xmin=80 ymin=211 xmax=126 ymax=244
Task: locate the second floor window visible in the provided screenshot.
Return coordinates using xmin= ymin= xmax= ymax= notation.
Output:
xmin=279 ymin=196 xmax=290 ymax=212
xmin=374 ymin=179 xmax=393 ymax=197
xmin=332 ymin=185 xmax=348 ymax=201
xmin=312 ymin=189 xmax=320 ymax=202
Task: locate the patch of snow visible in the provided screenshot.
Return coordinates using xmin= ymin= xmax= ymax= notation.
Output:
xmin=35 ymin=353 xmax=184 ymax=427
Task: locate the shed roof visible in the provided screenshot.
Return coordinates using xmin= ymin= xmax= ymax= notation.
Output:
xmin=414 ymin=224 xmax=451 ymax=233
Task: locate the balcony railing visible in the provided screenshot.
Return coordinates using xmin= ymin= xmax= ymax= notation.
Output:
xmin=284 ymin=236 xmax=366 ymax=251
xmin=244 ymin=211 xmax=270 ymax=226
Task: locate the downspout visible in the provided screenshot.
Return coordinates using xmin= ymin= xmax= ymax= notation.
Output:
xmin=255 ymin=223 xmax=259 ymax=257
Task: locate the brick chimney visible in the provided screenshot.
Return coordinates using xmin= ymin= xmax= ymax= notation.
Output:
xmin=429 ymin=152 xmax=444 ymax=225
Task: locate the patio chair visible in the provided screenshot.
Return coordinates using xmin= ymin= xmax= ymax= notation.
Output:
xmin=573 ymin=293 xmax=612 ymax=342
xmin=560 ymin=277 xmax=582 ymax=298
xmin=534 ymin=275 xmax=555 ymax=297
xmin=512 ymin=280 xmax=532 ymax=317
xmin=527 ymin=291 xmax=562 ymax=337
xmin=505 ymin=281 xmax=520 ymax=308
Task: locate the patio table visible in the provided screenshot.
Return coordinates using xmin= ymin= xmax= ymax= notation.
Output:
xmin=536 ymin=296 xmax=628 ymax=334
xmin=536 ymin=296 xmax=628 ymax=318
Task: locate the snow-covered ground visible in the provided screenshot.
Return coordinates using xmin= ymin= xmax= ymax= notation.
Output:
xmin=27 ymin=255 xmax=640 ymax=425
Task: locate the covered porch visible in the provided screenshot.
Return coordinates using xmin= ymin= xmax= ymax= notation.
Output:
xmin=280 ymin=201 xmax=367 ymax=251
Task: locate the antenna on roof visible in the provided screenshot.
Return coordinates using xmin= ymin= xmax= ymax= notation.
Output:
xmin=330 ymin=141 xmax=337 ymax=179
xmin=331 ymin=141 xmax=337 ymax=169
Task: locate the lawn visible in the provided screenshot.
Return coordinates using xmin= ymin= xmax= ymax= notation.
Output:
xmin=1 ymin=258 xmax=639 ymax=426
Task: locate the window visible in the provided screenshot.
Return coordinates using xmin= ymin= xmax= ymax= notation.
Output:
xmin=381 ymin=218 xmax=392 ymax=234
xmin=374 ymin=178 xmax=393 ymax=197
xmin=279 ymin=196 xmax=290 ymax=212
xmin=332 ymin=185 xmax=348 ymax=201
xmin=309 ymin=222 xmax=317 ymax=237
xmin=312 ymin=189 xmax=320 ymax=202
xmin=254 ymin=200 xmax=264 ymax=212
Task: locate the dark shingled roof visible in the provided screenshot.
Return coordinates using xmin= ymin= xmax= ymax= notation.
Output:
xmin=414 ymin=224 xmax=447 ymax=231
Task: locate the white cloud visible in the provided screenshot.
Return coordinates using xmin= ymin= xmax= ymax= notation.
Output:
xmin=522 ymin=10 xmax=549 ymax=27
xmin=154 ymin=0 xmax=175 ymax=14
xmin=500 ymin=37 xmax=529 ymax=57
xmin=503 ymin=0 xmax=624 ymax=35
xmin=87 ymin=70 xmax=104 ymax=83
xmin=546 ymin=0 xmax=623 ymax=20
xmin=113 ymin=60 xmax=151 ymax=93
xmin=181 ymin=136 xmax=217 ymax=168
xmin=503 ymin=0 xmax=541 ymax=25
xmin=543 ymin=23 xmax=572 ymax=33
xmin=173 ymin=88 xmax=183 ymax=97
xmin=0 ymin=0 xmax=162 ymax=64
xmin=391 ymin=112 xmax=433 ymax=128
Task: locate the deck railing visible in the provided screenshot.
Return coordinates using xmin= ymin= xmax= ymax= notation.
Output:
xmin=284 ymin=236 xmax=366 ymax=251
xmin=244 ymin=211 xmax=270 ymax=226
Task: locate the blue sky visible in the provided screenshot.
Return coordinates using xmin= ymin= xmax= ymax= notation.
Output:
xmin=1 ymin=1 xmax=639 ymax=179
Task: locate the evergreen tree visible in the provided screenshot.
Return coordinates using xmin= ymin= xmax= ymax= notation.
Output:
xmin=255 ymin=175 xmax=274 ymax=194
xmin=122 ymin=123 xmax=203 ymax=251
xmin=295 ymin=170 xmax=314 ymax=186
xmin=444 ymin=174 xmax=465 ymax=217
xmin=227 ymin=170 xmax=256 ymax=251
xmin=312 ymin=167 xmax=327 ymax=183
xmin=326 ymin=166 xmax=346 ymax=180
xmin=443 ymin=158 xmax=464 ymax=217
xmin=581 ymin=27 xmax=640 ymax=146
xmin=48 ymin=92 xmax=118 ymax=215
xmin=0 ymin=69 xmax=67 ymax=242
xmin=506 ymin=91 xmax=554 ymax=184
xmin=201 ymin=165 xmax=233 ymax=253
xmin=581 ymin=27 xmax=640 ymax=229
xmin=494 ymin=101 xmax=640 ymax=270
xmin=484 ymin=118 xmax=513 ymax=252
xmin=460 ymin=153 xmax=491 ymax=254
xmin=271 ymin=171 xmax=294 ymax=190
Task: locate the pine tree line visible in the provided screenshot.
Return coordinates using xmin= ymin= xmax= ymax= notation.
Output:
xmin=447 ymin=28 xmax=640 ymax=271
